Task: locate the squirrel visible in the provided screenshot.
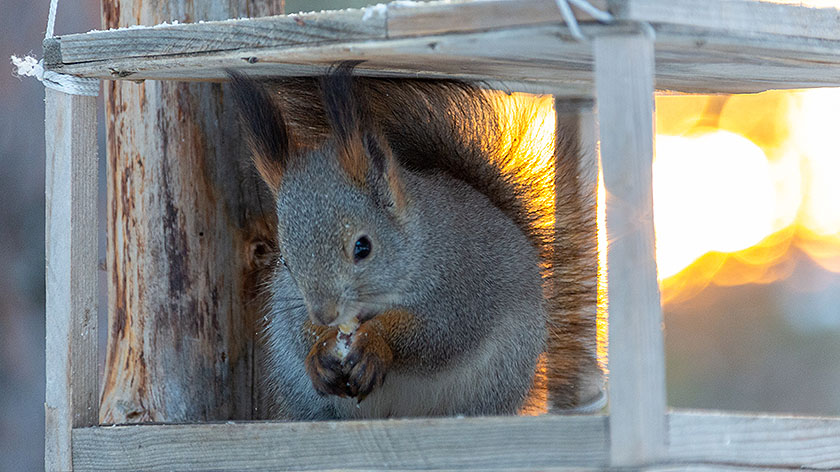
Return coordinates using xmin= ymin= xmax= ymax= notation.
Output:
xmin=228 ymin=63 xmax=602 ymax=420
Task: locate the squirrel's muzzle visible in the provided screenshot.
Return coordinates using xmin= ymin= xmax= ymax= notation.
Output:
xmin=306 ymin=299 xmax=338 ymax=326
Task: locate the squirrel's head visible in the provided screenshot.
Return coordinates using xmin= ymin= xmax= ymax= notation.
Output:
xmin=229 ymin=65 xmax=413 ymax=327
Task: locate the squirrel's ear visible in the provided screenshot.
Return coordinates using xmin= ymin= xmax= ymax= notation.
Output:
xmin=364 ymin=132 xmax=407 ymax=213
xmin=227 ymin=70 xmax=290 ymax=193
xmin=320 ymin=62 xmax=369 ymax=187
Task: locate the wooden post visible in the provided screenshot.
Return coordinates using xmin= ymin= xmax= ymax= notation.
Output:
xmin=99 ymin=0 xmax=283 ymax=424
xmin=45 ymin=89 xmax=99 ymax=471
xmin=593 ymin=29 xmax=667 ymax=465
xmin=549 ymin=98 xmax=603 ymax=411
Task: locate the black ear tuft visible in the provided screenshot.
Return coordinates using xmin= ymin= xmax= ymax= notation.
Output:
xmin=363 ymin=132 xmax=407 ymax=213
xmin=363 ymin=132 xmax=389 ymax=177
xmin=227 ymin=69 xmax=290 ymax=191
xmin=319 ymin=61 xmax=365 ymax=147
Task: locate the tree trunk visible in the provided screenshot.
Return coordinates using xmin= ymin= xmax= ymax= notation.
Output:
xmin=100 ymin=0 xmax=283 ymax=424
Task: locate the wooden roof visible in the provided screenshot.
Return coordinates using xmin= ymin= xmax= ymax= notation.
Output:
xmin=43 ymin=0 xmax=840 ymax=95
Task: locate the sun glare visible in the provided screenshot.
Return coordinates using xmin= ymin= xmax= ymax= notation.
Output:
xmin=653 ymin=131 xmax=781 ymax=279
xmin=654 ymin=87 xmax=840 ymax=300
xmin=502 ymin=78 xmax=840 ymax=315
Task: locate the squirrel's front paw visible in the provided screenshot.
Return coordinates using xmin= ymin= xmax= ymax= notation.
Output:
xmin=344 ymin=322 xmax=393 ymax=402
xmin=305 ymin=328 xmax=351 ymax=398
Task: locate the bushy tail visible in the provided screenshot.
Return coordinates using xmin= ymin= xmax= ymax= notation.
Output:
xmin=255 ymin=70 xmax=601 ymax=411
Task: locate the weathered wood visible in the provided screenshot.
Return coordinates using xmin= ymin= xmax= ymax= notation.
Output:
xmin=593 ymin=29 xmax=666 ymax=465
xmin=386 ymin=0 xmax=606 ymax=37
xmin=42 ymin=0 xmax=840 ymax=94
xmin=669 ymin=410 xmax=840 ymax=470
xmin=72 ymin=415 xmax=609 ymax=471
xmin=610 ymin=0 xmax=840 ymax=41
xmin=49 ymin=8 xmax=384 ymax=67
xmin=70 ymin=411 xmax=840 ymax=471
xmin=45 ymin=89 xmax=99 ymax=471
xmin=99 ymin=0 xmax=282 ymax=425
xmin=46 ymin=25 xmax=840 ymax=95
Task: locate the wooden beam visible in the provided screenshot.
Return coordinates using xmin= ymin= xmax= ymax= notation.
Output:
xmin=610 ymin=0 xmax=840 ymax=41
xmin=46 ymin=8 xmax=385 ymax=67
xmin=669 ymin=410 xmax=840 ymax=470
xmin=44 ymin=22 xmax=840 ymax=95
xmin=593 ymin=28 xmax=666 ymax=466
xmin=386 ymin=0 xmax=606 ymax=37
xmin=98 ymin=0 xmax=283 ymax=426
xmin=70 ymin=411 xmax=840 ymax=471
xmin=71 ymin=415 xmax=609 ymax=471
xmin=45 ymin=88 xmax=100 ymax=471
xmin=40 ymin=0 xmax=840 ymax=94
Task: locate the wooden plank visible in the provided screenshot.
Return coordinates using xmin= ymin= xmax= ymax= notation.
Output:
xmin=98 ymin=0 xmax=282 ymax=425
xmin=652 ymin=24 xmax=840 ymax=94
xmin=645 ymin=466 xmax=811 ymax=472
xmin=386 ymin=0 xmax=607 ymax=37
xmin=669 ymin=410 xmax=840 ymax=470
xmin=47 ymin=8 xmax=385 ymax=67
xmin=612 ymin=0 xmax=840 ymax=42
xmin=45 ymin=89 xmax=100 ymax=471
xmin=47 ymin=23 xmax=599 ymax=93
xmin=70 ymin=411 xmax=840 ymax=470
xmin=45 ymin=21 xmax=840 ymax=95
xmin=593 ymin=29 xmax=666 ymax=466
xmin=71 ymin=415 xmax=609 ymax=471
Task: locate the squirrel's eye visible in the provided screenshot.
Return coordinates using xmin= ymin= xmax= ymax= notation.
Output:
xmin=354 ymin=236 xmax=372 ymax=262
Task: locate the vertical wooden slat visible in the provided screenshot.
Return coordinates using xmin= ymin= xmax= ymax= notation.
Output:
xmin=593 ymin=29 xmax=666 ymax=465
xmin=99 ymin=0 xmax=284 ymax=425
xmin=45 ymin=88 xmax=99 ymax=471
xmin=549 ymin=98 xmax=604 ymax=411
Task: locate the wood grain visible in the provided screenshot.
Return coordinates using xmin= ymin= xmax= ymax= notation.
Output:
xmin=99 ymin=0 xmax=282 ymax=425
xmin=611 ymin=0 xmax=840 ymax=41
xmin=669 ymin=410 xmax=840 ymax=470
xmin=45 ymin=89 xmax=99 ymax=471
xmin=53 ymin=8 xmax=384 ymax=66
xmin=72 ymin=415 xmax=609 ymax=471
xmin=45 ymin=21 xmax=840 ymax=96
xmin=387 ymin=0 xmax=608 ymax=37
xmin=593 ymin=29 xmax=666 ymax=466
xmin=70 ymin=411 xmax=840 ymax=471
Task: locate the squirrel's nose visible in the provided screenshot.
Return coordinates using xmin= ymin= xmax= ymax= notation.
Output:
xmin=307 ymin=300 xmax=338 ymax=326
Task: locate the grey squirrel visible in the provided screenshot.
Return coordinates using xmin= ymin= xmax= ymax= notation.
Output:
xmin=228 ymin=64 xmax=602 ymax=420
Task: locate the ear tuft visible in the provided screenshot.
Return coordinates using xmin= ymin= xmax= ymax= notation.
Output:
xmin=320 ymin=62 xmax=369 ymax=186
xmin=227 ymin=70 xmax=290 ymax=192
xmin=363 ymin=132 xmax=407 ymax=213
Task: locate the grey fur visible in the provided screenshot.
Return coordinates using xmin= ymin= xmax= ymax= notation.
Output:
xmin=261 ymin=150 xmax=544 ymax=419
xmin=231 ymin=68 xmax=600 ymax=419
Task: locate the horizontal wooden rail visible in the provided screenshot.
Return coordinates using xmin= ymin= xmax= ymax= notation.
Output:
xmin=42 ymin=0 xmax=840 ymax=95
xmin=72 ymin=411 xmax=840 ymax=471
xmin=73 ymin=415 xmax=609 ymax=470
xmin=669 ymin=410 xmax=840 ymax=470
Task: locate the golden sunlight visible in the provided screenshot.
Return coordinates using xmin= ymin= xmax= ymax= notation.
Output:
xmin=501 ymin=80 xmax=840 ymax=356
xmin=654 ymin=87 xmax=840 ymax=301
xmin=653 ymin=131 xmax=782 ymax=279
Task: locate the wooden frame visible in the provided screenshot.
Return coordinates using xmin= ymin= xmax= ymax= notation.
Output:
xmin=43 ymin=0 xmax=840 ymax=470
xmin=69 ymin=412 xmax=840 ymax=470
xmin=45 ymin=89 xmax=99 ymax=472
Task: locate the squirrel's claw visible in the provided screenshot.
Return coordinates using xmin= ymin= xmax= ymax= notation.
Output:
xmin=305 ymin=328 xmax=352 ymax=398
xmin=344 ymin=324 xmax=393 ymax=401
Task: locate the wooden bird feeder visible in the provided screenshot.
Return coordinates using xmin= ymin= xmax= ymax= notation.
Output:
xmin=44 ymin=0 xmax=840 ymax=470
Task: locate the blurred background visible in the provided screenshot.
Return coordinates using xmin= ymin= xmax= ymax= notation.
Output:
xmin=2 ymin=0 xmax=839 ymax=470
xmin=2 ymin=1 xmax=102 ymax=470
